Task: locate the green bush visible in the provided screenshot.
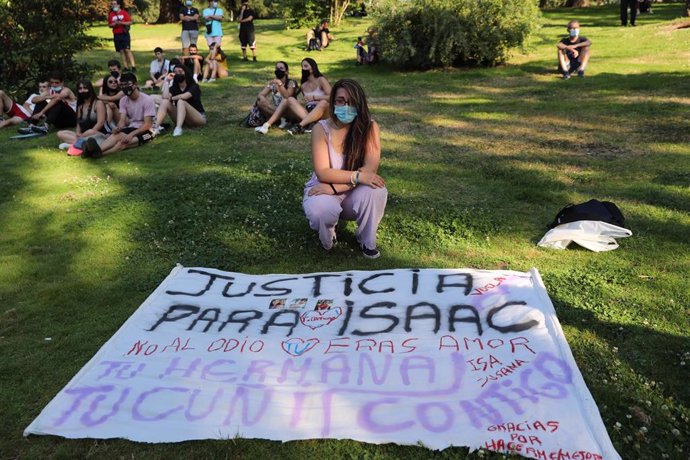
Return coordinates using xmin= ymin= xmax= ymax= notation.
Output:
xmin=374 ymin=0 xmax=541 ymax=69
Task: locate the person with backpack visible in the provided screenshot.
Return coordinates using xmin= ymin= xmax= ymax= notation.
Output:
xmin=143 ymin=47 xmax=171 ymax=90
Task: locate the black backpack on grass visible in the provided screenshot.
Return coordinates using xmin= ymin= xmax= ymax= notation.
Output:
xmin=547 ymin=199 xmax=626 ymax=229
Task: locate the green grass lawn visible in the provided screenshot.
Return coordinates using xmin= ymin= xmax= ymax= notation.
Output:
xmin=1 ymin=3 xmax=689 ymax=459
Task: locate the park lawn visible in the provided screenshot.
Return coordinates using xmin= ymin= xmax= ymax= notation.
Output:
xmin=1 ymin=3 xmax=689 ymax=459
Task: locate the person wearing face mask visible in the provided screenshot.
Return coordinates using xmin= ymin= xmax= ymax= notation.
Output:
xmin=18 ymin=71 xmax=77 ymax=135
xmin=201 ymin=43 xmax=228 ymax=82
xmin=302 ymin=78 xmax=387 ymax=259
xmin=0 ymin=82 xmax=48 ymax=130
xmin=557 ymin=20 xmax=591 ymax=80
xmin=108 ymin=0 xmax=136 ymax=73
xmin=178 ymin=44 xmax=205 ymax=83
xmin=56 ymin=80 xmax=111 ymax=154
xmin=203 ymin=0 xmax=224 ymax=48
xmin=153 ymin=64 xmax=206 ymax=137
xmin=254 ymin=61 xmax=297 ymax=119
xmin=82 ymin=73 xmax=156 ymax=158
xmin=98 ymin=72 xmax=125 ymax=126
xmin=179 ymin=0 xmax=200 ymax=55
xmin=238 ymin=0 xmax=257 ymax=62
xmin=255 ymin=57 xmax=331 ymax=135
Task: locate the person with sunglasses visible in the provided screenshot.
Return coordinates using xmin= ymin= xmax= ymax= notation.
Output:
xmin=98 ymin=73 xmax=125 ymax=126
xmin=0 ymin=81 xmax=48 ymax=130
xmin=302 ymin=78 xmax=387 ymax=259
xmin=83 ymin=73 xmax=156 ymax=158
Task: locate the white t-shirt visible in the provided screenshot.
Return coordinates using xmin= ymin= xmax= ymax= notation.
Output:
xmin=149 ymin=58 xmax=171 ymax=77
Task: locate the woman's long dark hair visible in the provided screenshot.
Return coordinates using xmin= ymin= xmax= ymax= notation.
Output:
xmin=329 ymin=78 xmax=372 ymax=171
xmin=76 ymin=79 xmax=96 ymax=107
xmin=102 ymin=73 xmax=120 ymax=96
xmin=173 ymin=63 xmax=195 ymax=88
xmin=301 ymin=57 xmax=323 ymax=84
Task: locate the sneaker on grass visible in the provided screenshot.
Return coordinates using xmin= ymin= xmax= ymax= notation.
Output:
xmin=83 ymin=137 xmax=102 ymax=159
xmin=58 ymin=143 xmax=70 ymax=150
xmin=173 ymin=127 xmax=183 ymax=137
xmin=287 ymin=124 xmax=304 ymax=136
xmin=577 ymin=70 xmax=585 ymax=78
xmin=278 ymin=118 xmax=290 ymax=129
xmin=360 ymin=244 xmax=381 ymax=259
xmin=255 ymin=123 xmax=270 ymax=134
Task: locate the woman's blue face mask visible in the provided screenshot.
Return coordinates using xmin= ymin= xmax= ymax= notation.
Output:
xmin=334 ymin=105 xmax=357 ymax=124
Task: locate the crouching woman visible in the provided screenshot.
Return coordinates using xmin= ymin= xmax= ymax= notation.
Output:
xmin=303 ymin=78 xmax=387 ymax=259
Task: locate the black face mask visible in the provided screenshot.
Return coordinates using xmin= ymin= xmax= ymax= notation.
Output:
xmin=301 ymin=69 xmax=310 ymax=81
xmin=174 ymin=74 xmax=185 ymax=84
xmin=111 ymin=70 xmax=120 ymax=79
xmin=122 ymin=86 xmax=134 ymax=96
xmin=275 ymin=69 xmax=286 ymax=79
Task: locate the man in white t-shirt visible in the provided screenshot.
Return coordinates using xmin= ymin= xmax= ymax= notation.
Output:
xmin=144 ymin=47 xmax=171 ymax=89
xmin=0 ymin=81 xmax=48 ymax=130
xmin=84 ymin=73 xmax=156 ymax=158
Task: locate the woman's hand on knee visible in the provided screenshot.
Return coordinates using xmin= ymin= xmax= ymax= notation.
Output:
xmin=308 ymin=183 xmax=335 ymax=196
xmin=359 ymin=172 xmax=385 ymax=189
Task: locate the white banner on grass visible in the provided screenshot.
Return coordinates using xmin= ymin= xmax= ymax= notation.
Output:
xmin=25 ymin=266 xmax=620 ymax=459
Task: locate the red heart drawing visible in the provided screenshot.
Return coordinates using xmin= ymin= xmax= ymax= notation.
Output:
xmin=281 ymin=338 xmax=320 ymax=356
xmin=300 ymin=307 xmax=343 ymax=330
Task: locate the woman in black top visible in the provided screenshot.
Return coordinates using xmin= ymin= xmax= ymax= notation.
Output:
xmin=57 ymin=79 xmax=110 ymax=150
xmin=154 ymin=64 xmax=206 ymax=137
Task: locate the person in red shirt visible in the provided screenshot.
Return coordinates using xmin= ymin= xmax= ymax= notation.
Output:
xmin=108 ymin=0 xmax=136 ymax=73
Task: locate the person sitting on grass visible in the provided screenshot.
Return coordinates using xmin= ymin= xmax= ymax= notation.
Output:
xmin=56 ymin=79 xmax=111 ymax=153
xmin=201 ymin=43 xmax=228 ymax=82
xmin=255 ymin=57 xmax=330 ymax=135
xmin=0 ymin=81 xmax=48 ymax=130
xmin=179 ymin=44 xmax=204 ymax=82
xmin=19 ymin=71 xmax=77 ymax=135
xmin=302 ymin=78 xmax=387 ymax=259
xmin=98 ymin=72 xmax=125 ymax=126
xmin=255 ymin=61 xmax=297 ymax=121
xmin=95 ymin=60 xmax=122 ymax=88
xmin=306 ymin=20 xmax=334 ymax=51
xmin=154 ymin=64 xmax=206 ymax=137
xmin=143 ymin=47 xmax=171 ymax=90
xmin=557 ymin=20 xmax=591 ymax=80
xmin=82 ymin=72 xmax=156 ymax=158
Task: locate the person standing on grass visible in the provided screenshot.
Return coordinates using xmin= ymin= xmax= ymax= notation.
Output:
xmin=203 ymin=0 xmax=224 ymax=48
xmin=302 ymin=78 xmax=387 ymax=259
xmin=238 ymin=0 xmax=257 ymax=61
xmin=82 ymin=73 xmax=156 ymax=158
xmin=108 ymin=0 xmax=136 ymax=73
xmin=620 ymin=0 xmax=639 ymax=26
xmin=179 ymin=0 xmax=200 ymax=55
xmin=557 ymin=20 xmax=591 ymax=80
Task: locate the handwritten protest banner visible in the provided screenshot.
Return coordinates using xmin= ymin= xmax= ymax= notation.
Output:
xmin=25 ymin=266 xmax=621 ymax=459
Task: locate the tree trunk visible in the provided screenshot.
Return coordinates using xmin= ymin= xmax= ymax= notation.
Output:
xmin=686 ymin=0 xmax=690 ymax=17
xmin=156 ymin=0 xmax=180 ymax=24
xmin=330 ymin=0 xmax=350 ymax=26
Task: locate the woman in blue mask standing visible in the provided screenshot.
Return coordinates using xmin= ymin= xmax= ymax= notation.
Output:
xmin=302 ymin=78 xmax=387 ymax=259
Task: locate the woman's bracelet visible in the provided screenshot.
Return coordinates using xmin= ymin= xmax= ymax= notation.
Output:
xmin=355 ymin=171 xmax=360 ymax=186
xmin=329 ymin=183 xmax=338 ymax=195
xmin=350 ymin=171 xmax=356 ymax=186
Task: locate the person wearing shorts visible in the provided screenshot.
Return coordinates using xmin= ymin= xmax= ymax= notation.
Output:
xmin=238 ymin=0 xmax=257 ymax=61
xmin=179 ymin=0 xmax=200 ymax=55
xmin=83 ymin=72 xmax=156 ymax=158
xmin=0 ymin=85 xmax=38 ymax=129
xmin=203 ymin=0 xmax=224 ymax=47
xmin=108 ymin=0 xmax=136 ymax=72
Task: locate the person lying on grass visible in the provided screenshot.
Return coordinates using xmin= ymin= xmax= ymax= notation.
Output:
xmin=82 ymin=72 xmax=156 ymax=158
xmin=153 ymin=63 xmax=206 ymax=137
xmin=255 ymin=57 xmax=330 ymax=135
xmin=302 ymin=78 xmax=387 ymax=259
xmin=557 ymin=20 xmax=591 ymax=80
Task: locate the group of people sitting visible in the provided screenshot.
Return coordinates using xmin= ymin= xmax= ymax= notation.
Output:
xmin=143 ymin=44 xmax=228 ymax=89
xmin=0 ymin=58 xmax=207 ymax=156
